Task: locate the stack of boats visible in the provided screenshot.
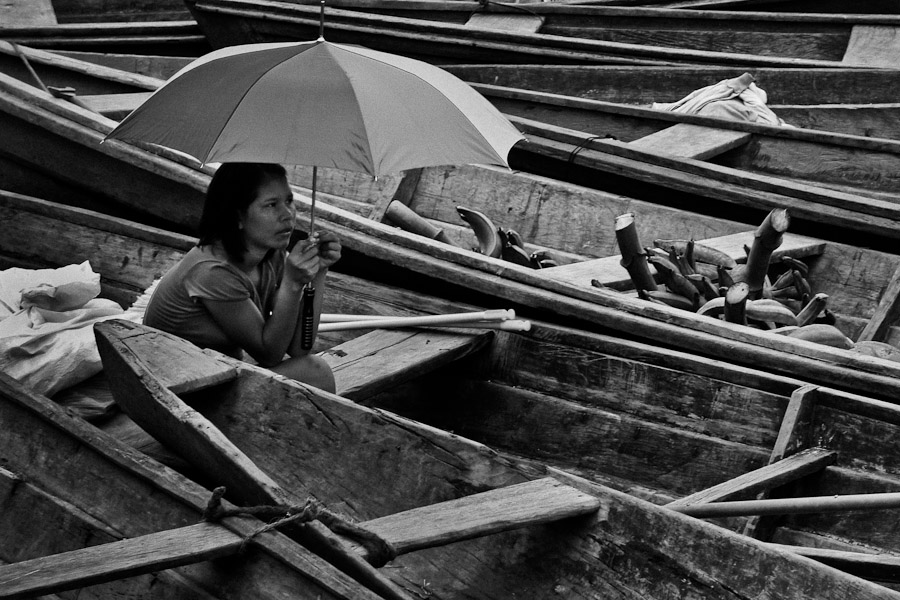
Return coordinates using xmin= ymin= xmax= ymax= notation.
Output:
xmin=3 ymin=0 xmax=900 ymax=598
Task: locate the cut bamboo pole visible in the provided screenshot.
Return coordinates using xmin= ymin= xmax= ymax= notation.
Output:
xmin=671 ymin=491 xmax=900 ymax=518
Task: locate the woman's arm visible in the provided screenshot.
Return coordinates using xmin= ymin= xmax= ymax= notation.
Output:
xmin=203 ymin=238 xmax=324 ymax=366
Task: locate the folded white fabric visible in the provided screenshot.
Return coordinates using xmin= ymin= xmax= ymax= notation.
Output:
xmin=0 ymin=261 xmax=125 ymax=396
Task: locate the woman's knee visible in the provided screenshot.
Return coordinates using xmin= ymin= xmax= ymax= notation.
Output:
xmin=273 ymin=354 xmax=336 ymax=393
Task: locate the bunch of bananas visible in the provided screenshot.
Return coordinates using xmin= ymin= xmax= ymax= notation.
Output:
xmin=456 ymin=206 xmax=559 ymax=269
xmin=639 ymin=239 xmax=855 ymax=348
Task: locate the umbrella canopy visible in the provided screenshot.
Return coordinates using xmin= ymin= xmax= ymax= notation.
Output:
xmin=105 ymin=39 xmax=524 ymax=174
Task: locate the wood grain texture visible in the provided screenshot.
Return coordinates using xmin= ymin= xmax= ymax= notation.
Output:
xmin=363 ymin=478 xmax=601 ymax=553
xmin=323 ymin=328 xmax=492 ymax=401
xmin=629 ymin=123 xmax=752 ymax=160
xmin=0 ymin=523 xmax=242 ymax=599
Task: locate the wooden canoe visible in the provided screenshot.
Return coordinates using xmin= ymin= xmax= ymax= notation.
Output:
xmin=0 ymin=0 xmax=207 ymax=56
xmin=40 ymin=40 xmax=900 ymax=241
xmin=5 ymin=52 xmax=900 ymax=403
xmin=6 ymin=187 xmax=900 ymax=586
xmin=0 ymin=371 xmax=394 ymax=600
xmin=275 ymin=0 xmax=900 ymax=66
xmin=607 ymin=0 xmax=900 ymax=15
xmin=443 ymin=64 xmax=900 ymax=141
xmin=93 ymin=316 xmax=900 ymax=598
xmin=182 ymin=0 xmax=870 ymax=68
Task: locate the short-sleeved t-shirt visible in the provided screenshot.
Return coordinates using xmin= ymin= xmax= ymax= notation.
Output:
xmin=144 ymin=245 xmax=283 ymax=358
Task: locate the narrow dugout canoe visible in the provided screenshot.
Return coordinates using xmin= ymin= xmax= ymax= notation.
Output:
xmin=609 ymin=0 xmax=900 ymax=15
xmin=0 ymin=371 xmax=392 ymax=600
xmin=4 ymin=55 xmax=900 ymax=403
xmin=443 ymin=64 xmax=900 ymax=141
xmin=0 ymin=0 xmax=207 ymax=55
xmin=6 ymin=188 xmax=900 ymax=586
xmin=280 ymin=0 xmax=900 ymax=66
xmin=182 ymin=0 xmax=866 ymax=68
xmin=93 ymin=316 xmax=900 ymax=598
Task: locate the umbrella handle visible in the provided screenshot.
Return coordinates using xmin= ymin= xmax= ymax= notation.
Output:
xmin=300 ymin=284 xmax=316 ymax=350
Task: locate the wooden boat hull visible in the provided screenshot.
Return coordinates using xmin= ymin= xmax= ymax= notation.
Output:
xmin=4 ymin=188 xmax=900 ymax=570
xmin=4 ymin=53 xmax=900 ymax=403
xmin=281 ymin=0 xmax=900 ymax=64
xmin=183 ymin=0 xmax=859 ymax=68
xmin=443 ymin=64 xmax=900 ymax=140
xmin=0 ymin=371 xmax=386 ymax=600
xmin=94 ymin=317 xmax=900 ymax=599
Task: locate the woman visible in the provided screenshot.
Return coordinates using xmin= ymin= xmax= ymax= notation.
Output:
xmin=144 ymin=163 xmax=340 ymax=392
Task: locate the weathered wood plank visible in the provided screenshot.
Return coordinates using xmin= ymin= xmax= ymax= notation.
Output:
xmin=322 ymin=328 xmax=493 ymax=401
xmin=465 ymin=13 xmax=544 ymax=33
xmin=742 ymin=384 xmax=819 ymax=539
xmin=629 ymin=123 xmax=753 ymax=161
xmin=858 ymin=264 xmax=900 ymax=343
xmin=1 ymin=0 xmax=57 ymax=26
xmin=534 ymin=230 xmax=825 ymax=289
xmin=842 ymin=25 xmax=900 ymax=68
xmin=0 ymin=523 xmax=242 ymax=599
xmin=665 ymin=448 xmax=836 ymax=508
xmin=79 ymin=91 xmax=149 ymax=119
xmin=772 ymin=543 xmax=900 ymax=583
xmin=362 ymin=478 xmax=600 ymax=555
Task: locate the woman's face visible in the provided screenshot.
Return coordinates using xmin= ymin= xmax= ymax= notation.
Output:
xmin=239 ymin=173 xmax=296 ymax=255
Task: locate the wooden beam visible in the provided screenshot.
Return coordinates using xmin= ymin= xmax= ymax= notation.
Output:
xmin=0 ymin=523 xmax=241 ymax=599
xmin=771 ymin=543 xmax=900 ymax=583
xmin=744 ymin=384 xmax=819 ymax=539
xmin=360 ymin=477 xmax=601 ymax=556
xmin=858 ymin=264 xmax=900 ymax=343
xmin=78 ymin=92 xmax=150 ymax=120
xmin=322 ymin=328 xmax=493 ymax=402
xmin=665 ymin=447 xmax=836 ymax=509
xmin=629 ymin=124 xmax=753 ymax=161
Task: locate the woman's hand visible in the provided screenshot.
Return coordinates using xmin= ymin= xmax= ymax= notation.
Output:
xmin=284 ymin=236 xmax=322 ymax=286
xmin=316 ymin=231 xmax=342 ymax=270
xmin=283 ymin=231 xmax=342 ymax=285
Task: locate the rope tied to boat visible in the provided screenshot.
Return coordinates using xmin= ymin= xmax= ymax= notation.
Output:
xmin=201 ymin=486 xmax=397 ymax=564
xmin=567 ymin=134 xmax=618 ymax=164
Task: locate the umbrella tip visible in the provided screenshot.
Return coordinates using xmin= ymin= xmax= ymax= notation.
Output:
xmin=318 ymin=0 xmax=326 ymax=40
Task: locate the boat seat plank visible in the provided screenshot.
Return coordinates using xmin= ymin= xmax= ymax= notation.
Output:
xmin=842 ymin=25 xmax=900 ymax=68
xmin=628 ymin=124 xmax=753 ymax=161
xmin=770 ymin=543 xmax=900 ymax=584
xmin=109 ymin=325 xmax=238 ymax=395
xmin=360 ymin=477 xmax=601 ymax=556
xmin=534 ymin=231 xmax=826 ymax=289
xmin=322 ymin=328 xmax=493 ymax=402
xmin=1 ymin=0 xmax=57 ymax=26
xmin=858 ymin=264 xmax=900 ymax=343
xmin=665 ymin=447 xmax=836 ymax=509
xmin=0 ymin=522 xmax=241 ymax=599
xmin=79 ymin=92 xmax=151 ymax=119
xmin=464 ymin=13 xmax=544 ymax=33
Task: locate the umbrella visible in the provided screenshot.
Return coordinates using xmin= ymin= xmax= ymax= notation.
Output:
xmin=104 ymin=29 xmax=524 ymax=348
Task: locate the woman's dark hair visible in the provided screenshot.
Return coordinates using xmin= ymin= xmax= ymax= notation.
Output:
xmin=198 ymin=163 xmax=288 ymax=260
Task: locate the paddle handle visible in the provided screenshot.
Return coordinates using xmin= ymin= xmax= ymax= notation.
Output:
xmin=300 ymin=284 xmax=316 ymax=350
